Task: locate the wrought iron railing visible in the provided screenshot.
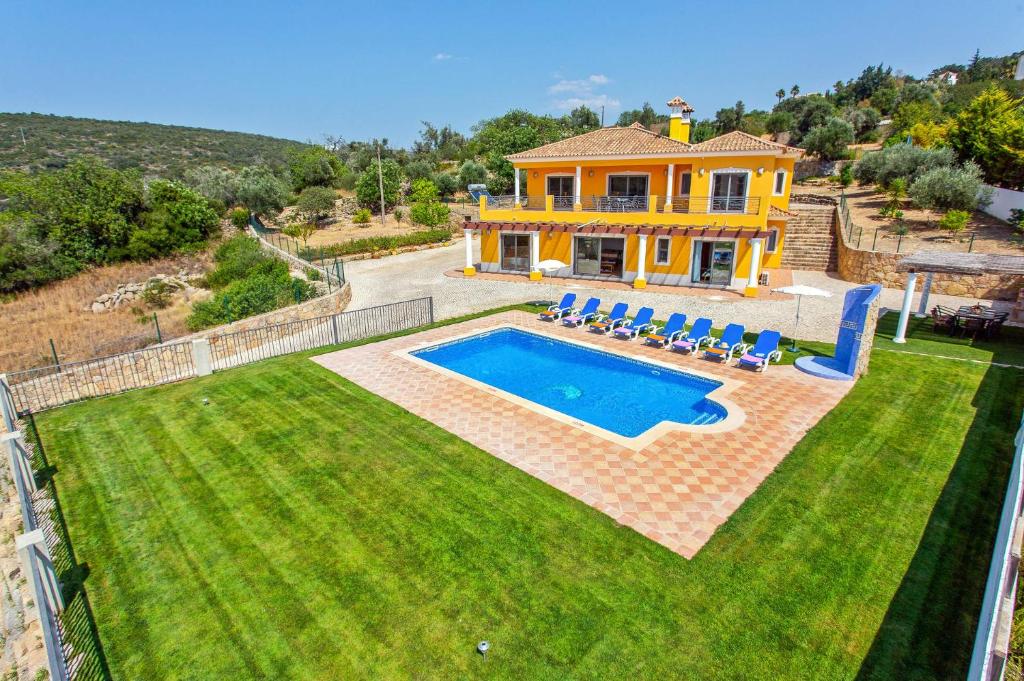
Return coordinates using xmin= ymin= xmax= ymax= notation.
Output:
xmin=664 ymin=196 xmax=761 ymax=215
xmin=581 ymin=195 xmax=650 ymax=212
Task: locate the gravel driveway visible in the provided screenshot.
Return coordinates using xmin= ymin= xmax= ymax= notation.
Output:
xmin=344 ymin=240 xmax=1007 ymax=342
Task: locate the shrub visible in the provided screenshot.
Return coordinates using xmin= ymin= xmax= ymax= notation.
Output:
xmin=203 ymin=235 xmax=273 ymax=289
xmin=765 ymin=110 xmax=795 ymax=135
xmin=282 ymin=222 xmax=316 ymax=247
xmin=938 ymin=210 xmax=970 ymax=233
xmin=433 ymin=172 xmax=459 ymax=199
xmin=801 ymin=118 xmax=854 ymax=160
xmin=838 ymin=163 xmax=854 ymax=188
xmin=288 ymin=147 xmax=345 ymax=191
xmin=843 ymin=106 xmax=881 ymax=142
xmin=355 ymin=159 xmax=402 ymax=211
xmin=141 ymin=279 xmax=176 ymax=308
xmin=299 ymin=228 xmax=452 ymax=258
xmin=352 ymin=208 xmax=372 ymax=224
xmin=879 ymin=178 xmax=907 ymax=217
xmin=393 ymin=207 xmax=405 ymax=223
xmin=458 ymin=160 xmax=488 ymax=189
xmin=295 ymin=186 xmax=336 ymax=225
xmin=853 ymin=145 xmax=955 ymax=187
xmin=908 ymin=161 xmax=989 ymax=212
xmin=304 ymin=267 xmax=321 ymax=281
xmin=184 ymin=165 xmax=238 ymax=206
xmin=410 ymin=202 xmax=450 ymax=227
xmin=1011 ymin=208 xmax=1024 ymax=234
xmin=946 ymin=86 xmax=1024 ymax=190
xmin=236 ymin=165 xmax=288 ymax=217
xmin=230 ymin=207 xmax=250 ymax=230
xmin=404 ymin=160 xmax=435 ymax=182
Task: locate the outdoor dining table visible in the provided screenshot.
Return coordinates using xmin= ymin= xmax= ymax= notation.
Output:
xmin=952 ymin=306 xmax=1007 ymax=339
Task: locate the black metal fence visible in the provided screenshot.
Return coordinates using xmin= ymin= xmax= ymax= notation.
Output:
xmin=6 ymin=298 xmax=435 ymax=414
xmin=247 ymin=215 xmax=346 ymax=291
xmin=838 ymin=191 xmax=978 ymax=254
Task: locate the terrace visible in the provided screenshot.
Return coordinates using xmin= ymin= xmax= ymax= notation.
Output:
xmin=19 ymin=303 xmax=1024 ymax=679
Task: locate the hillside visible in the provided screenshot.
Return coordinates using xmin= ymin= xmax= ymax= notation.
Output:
xmin=0 ymin=113 xmax=310 ymax=177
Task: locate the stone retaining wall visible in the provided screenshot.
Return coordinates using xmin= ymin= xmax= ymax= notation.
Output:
xmin=835 ymin=210 xmax=1024 ymax=300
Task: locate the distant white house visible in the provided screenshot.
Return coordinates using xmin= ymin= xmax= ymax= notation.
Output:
xmin=934 ymin=70 xmax=959 ymax=85
xmin=1016 ymin=55 xmax=1024 ymax=80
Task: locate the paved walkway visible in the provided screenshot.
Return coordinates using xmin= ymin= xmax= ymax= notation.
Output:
xmin=345 ymin=239 xmax=1010 ymax=342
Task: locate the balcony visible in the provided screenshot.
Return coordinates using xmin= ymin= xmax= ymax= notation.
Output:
xmin=479 ymin=194 xmax=765 ymax=227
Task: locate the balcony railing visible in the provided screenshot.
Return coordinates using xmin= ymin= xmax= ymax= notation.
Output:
xmin=581 ymin=195 xmax=650 ymax=212
xmin=483 ymin=194 xmax=762 ymax=216
xmin=664 ymin=195 xmax=760 ymax=215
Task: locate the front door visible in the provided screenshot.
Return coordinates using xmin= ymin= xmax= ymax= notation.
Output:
xmin=711 ymin=172 xmax=748 ymax=212
xmin=501 ymin=233 xmax=531 ymax=272
xmin=691 ymin=241 xmax=735 ymax=286
xmin=547 ymin=176 xmax=574 ymax=210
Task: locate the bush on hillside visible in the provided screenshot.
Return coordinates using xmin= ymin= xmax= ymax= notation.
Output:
xmin=908 ymin=161 xmax=990 ymax=212
xmin=355 ymin=159 xmax=402 ymax=211
xmin=235 ymin=165 xmax=289 ymax=217
xmin=853 ymin=145 xmax=955 ymax=187
xmin=230 ymin=207 xmax=250 ymax=230
xmin=801 ymin=118 xmax=855 ymax=161
xmin=938 ymin=210 xmax=970 ymax=233
xmin=295 ymin=186 xmax=336 ymax=225
xmin=352 ymin=208 xmax=372 ymax=224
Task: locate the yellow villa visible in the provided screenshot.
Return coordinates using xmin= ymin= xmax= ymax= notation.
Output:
xmin=462 ymin=97 xmax=804 ymax=296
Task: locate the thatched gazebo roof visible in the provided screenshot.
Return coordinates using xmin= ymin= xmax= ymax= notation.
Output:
xmin=896 ymin=252 xmax=1024 ymax=276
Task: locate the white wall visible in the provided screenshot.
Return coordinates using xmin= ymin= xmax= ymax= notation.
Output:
xmin=982 ymin=184 xmax=1024 ymax=222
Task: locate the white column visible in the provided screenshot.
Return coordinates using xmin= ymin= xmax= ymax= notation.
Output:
xmin=529 ymin=231 xmax=541 ymax=280
xmin=513 ymin=168 xmax=521 ymax=207
xmin=635 ymin=234 xmax=648 ymax=288
xmin=915 ymin=271 xmax=934 ymax=318
xmin=574 ymin=166 xmax=582 ymax=207
xmin=665 ymin=164 xmax=675 ymax=209
xmin=893 ymin=271 xmax=918 ymax=344
xmin=747 ymin=238 xmax=763 ymax=294
xmin=463 ymin=228 xmax=475 ymax=276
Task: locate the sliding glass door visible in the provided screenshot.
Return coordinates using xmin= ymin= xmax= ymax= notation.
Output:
xmin=547 ymin=176 xmax=575 ymax=210
xmin=500 ymin=234 xmax=531 ymax=272
xmin=711 ymin=172 xmax=748 ymax=212
xmin=690 ymin=240 xmax=735 ymax=286
xmin=574 ymin=236 xmax=624 ymax=278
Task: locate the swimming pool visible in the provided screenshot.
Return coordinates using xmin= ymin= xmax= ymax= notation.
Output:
xmin=410 ymin=327 xmax=728 ymax=438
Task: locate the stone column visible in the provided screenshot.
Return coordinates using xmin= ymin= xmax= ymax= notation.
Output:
xmin=574 ymin=166 xmax=582 ymax=210
xmin=745 ymin=238 xmax=763 ymax=298
xmin=635 ymin=234 xmax=648 ymax=289
xmin=915 ymin=271 xmax=934 ymax=318
xmin=513 ymin=169 xmax=521 ymax=208
xmin=463 ymin=228 xmax=475 ymax=276
xmin=665 ymin=163 xmax=675 ymax=211
xmin=893 ymin=271 xmax=918 ymax=344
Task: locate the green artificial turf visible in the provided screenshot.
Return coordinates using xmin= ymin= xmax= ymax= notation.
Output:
xmin=32 ymin=314 xmax=1023 ymax=680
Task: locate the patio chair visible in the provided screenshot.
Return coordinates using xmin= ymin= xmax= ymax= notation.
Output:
xmin=538 ymin=293 xmax=577 ymax=321
xmin=670 ymin=318 xmax=714 ymax=354
xmin=561 ymin=297 xmax=601 ymax=327
xmin=588 ymin=302 xmax=629 ymax=334
xmin=702 ymin=323 xmax=746 ymax=362
xmin=613 ymin=307 xmax=656 ymax=339
xmin=644 ymin=313 xmax=687 ymax=347
xmin=737 ymin=330 xmax=783 ymax=372
xmin=960 ymin=316 xmax=986 ymax=340
xmin=931 ymin=306 xmax=956 ymax=335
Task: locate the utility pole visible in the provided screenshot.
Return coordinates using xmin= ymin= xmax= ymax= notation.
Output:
xmin=376 ymin=143 xmax=387 ymax=227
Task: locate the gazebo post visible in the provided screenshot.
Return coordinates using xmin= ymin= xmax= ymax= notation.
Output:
xmin=915 ymin=271 xmax=934 ymax=318
xmin=893 ymin=270 xmax=918 ymax=344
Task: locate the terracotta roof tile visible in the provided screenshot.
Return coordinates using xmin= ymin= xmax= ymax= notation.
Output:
xmin=769 ymin=205 xmax=799 ymax=219
xmin=505 ymin=125 xmax=693 ymax=160
xmin=691 ymin=130 xmax=803 ymax=155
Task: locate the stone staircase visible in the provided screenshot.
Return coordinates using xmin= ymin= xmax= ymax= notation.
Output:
xmin=780 ymin=204 xmax=838 ymax=272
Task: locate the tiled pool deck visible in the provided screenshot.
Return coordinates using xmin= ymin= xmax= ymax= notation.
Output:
xmin=314 ymin=311 xmax=852 ymax=558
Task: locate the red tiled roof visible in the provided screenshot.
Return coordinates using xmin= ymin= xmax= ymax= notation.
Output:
xmin=691 ymin=130 xmax=803 ymax=155
xmin=505 ymin=125 xmax=694 ymax=160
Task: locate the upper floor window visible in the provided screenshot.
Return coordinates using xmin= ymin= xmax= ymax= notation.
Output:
xmin=711 ymin=171 xmax=748 ymax=212
xmin=608 ymin=174 xmax=649 ymax=197
xmin=677 ymin=172 xmax=692 ymax=197
xmin=655 ymin=236 xmax=671 ymax=265
xmin=773 ymin=169 xmax=787 ymax=196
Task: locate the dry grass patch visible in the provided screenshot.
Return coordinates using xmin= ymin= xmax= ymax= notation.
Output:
xmin=0 ymin=253 xmax=209 ymax=373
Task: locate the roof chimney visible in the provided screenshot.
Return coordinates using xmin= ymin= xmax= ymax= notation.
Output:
xmin=666 ymin=97 xmax=694 ymax=144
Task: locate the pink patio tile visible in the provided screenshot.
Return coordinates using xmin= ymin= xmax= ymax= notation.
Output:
xmin=313 ymin=311 xmax=850 ymax=559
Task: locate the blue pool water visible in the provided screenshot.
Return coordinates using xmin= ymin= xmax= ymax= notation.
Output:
xmin=412 ymin=328 xmax=727 ymax=437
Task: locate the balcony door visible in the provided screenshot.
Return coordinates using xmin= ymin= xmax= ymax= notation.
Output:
xmin=606 ymin=174 xmax=648 ymax=211
xmin=547 ymin=176 xmax=575 ymax=210
xmin=711 ymin=172 xmax=748 ymax=212
xmin=500 ymin=233 xmax=531 ymax=272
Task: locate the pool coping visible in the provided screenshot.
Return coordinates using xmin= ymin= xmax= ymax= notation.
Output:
xmin=394 ymin=323 xmax=746 ymax=450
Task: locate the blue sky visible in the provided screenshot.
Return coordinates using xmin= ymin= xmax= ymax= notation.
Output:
xmin=2 ymin=0 xmax=1021 ymax=147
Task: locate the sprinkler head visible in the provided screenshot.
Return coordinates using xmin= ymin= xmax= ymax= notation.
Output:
xmin=477 ymin=641 xmax=490 ymax=656
xmin=202 ymin=397 xmax=210 ymax=406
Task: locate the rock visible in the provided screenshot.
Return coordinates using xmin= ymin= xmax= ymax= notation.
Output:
xmin=97 ymin=293 xmax=111 ymax=303
xmin=91 ymin=302 xmax=105 ymax=314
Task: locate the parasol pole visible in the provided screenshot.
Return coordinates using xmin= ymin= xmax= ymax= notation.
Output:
xmin=788 ymin=294 xmax=802 ymax=352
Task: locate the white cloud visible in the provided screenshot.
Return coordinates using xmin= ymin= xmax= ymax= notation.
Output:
xmin=554 ymin=94 xmax=621 ymax=111
xmin=547 ymin=74 xmax=617 ymax=111
xmin=433 ymin=52 xmax=453 ymax=61
xmin=547 ymin=73 xmax=611 ymax=95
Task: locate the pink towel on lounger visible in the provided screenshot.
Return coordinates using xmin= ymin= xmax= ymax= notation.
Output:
xmin=740 ymin=353 xmax=765 ymax=365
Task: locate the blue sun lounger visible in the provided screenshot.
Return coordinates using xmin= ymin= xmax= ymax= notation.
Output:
xmin=588 ymin=302 xmax=629 ymax=334
xmin=671 ymin=318 xmax=713 ymax=354
xmin=737 ymin=330 xmax=783 ymax=372
xmin=538 ymin=293 xmax=576 ymax=321
xmin=562 ymin=297 xmax=600 ymax=327
xmin=702 ymin=323 xmax=746 ymax=362
xmin=644 ymin=313 xmax=687 ymax=347
xmin=613 ymin=307 xmax=656 ymax=339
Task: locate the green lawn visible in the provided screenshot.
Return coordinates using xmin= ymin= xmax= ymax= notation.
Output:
xmin=32 ymin=311 xmax=1023 ymax=679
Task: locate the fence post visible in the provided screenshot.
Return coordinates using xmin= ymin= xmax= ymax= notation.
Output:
xmin=16 ymin=530 xmax=69 ymax=681
xmin=153 ymin=313 xmax=163 ymax=344
xmin=3 ymin=432 xmax=37 ymax=531
xmin=192 ymin=339 xmax=213 ymax=376
xmin=968 ymin=232 xmax=976 ymax=253
xmin=49 ymin=339 xmax=60 ymax=371
xmin=872 ymin=229 xmax=879 ymax=251
xmin=428 ymin=297 xmax=434 ymax=324
xmin=331 ymin=313 xmax=341 ymax=345
xmin=0 ymin=374 xmax=16 ymax=430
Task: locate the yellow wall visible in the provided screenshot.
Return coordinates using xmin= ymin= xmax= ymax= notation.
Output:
xmin=762 ymin=221 xmax=787 ymax=269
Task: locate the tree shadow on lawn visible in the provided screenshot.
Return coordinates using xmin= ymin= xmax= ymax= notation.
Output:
xmin=26 ymin=412 xmax=113 ymax=681
xmin=854 ymin=361 xmax=1024 ymax=680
